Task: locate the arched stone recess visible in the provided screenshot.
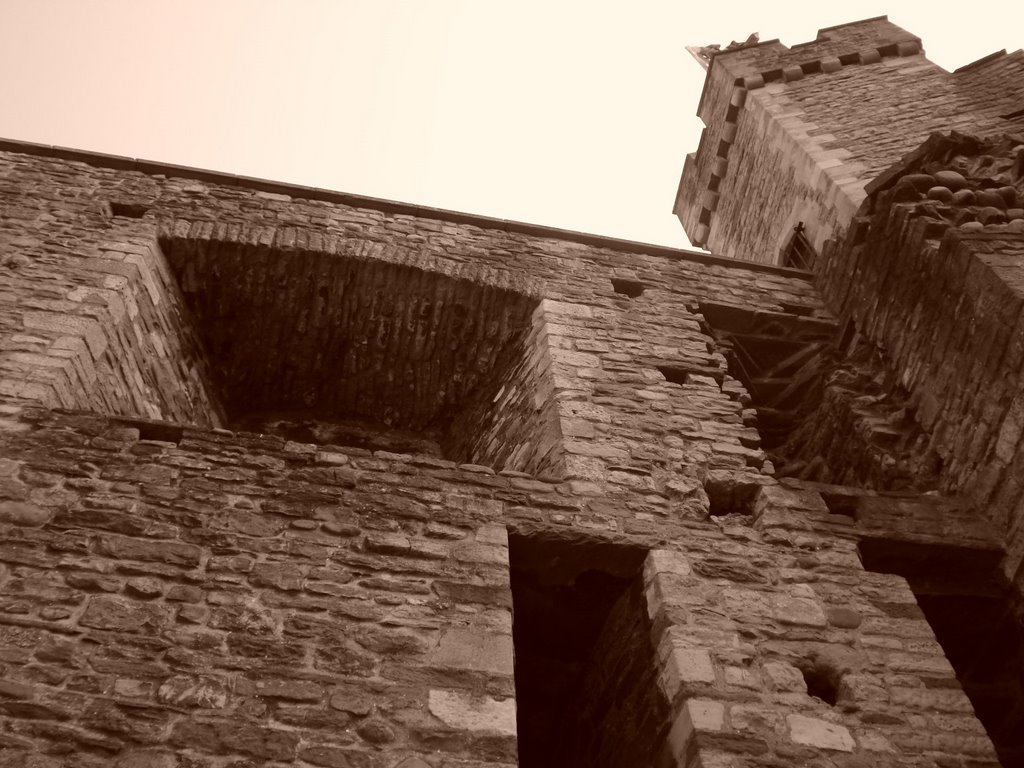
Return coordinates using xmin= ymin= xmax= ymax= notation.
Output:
xmin=156 ymin=219 xmax=562 ymax=476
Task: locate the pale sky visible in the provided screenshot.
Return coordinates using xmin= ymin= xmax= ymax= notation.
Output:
xmin=1 ymin=2 xmax=1021 ymax=248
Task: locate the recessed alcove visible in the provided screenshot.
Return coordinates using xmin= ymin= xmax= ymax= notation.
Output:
xmin=859 ymin=539 xmax=1024 ymax=767
xmin=159 ymin=236 xmax=559 ymax=474
xmin=509 ymin=532 xmax=663 ymax=768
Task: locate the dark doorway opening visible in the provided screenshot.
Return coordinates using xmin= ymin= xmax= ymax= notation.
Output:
xmin=860 ymin=539 xmax=1024 ymax=768
xmin=508 ymin=532 xmax=667 ymax=768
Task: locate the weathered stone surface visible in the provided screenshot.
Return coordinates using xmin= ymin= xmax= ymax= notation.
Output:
xmin=763 ymin=661 xmax=806 ymax=692
xmin=0 ymin=501 xmax=51 ymax=526
xmin=827 ymin=607 xmax=863 ymax=628
xmin=300 ymin=745 xmax=382 ymax=768
xmin=156 ymin=676 xmax=228 ymax=708
xmin=788 ymin=714 xmax=856 ymax=751
xmin=428 ymin=629 xmax=514 ymax=676
xmin=771 ymin=594 xmax=827 ymax=627
xmin=94 ymin=534 xmax=201 ymax=567
xmin=79 ymin=595 xmax=167 ymax=631
xmin=668 ymin=699 xmax=725 ymax=759
xmin=428 ymin=690 xmax=516 ymax=735
xmin=171 ymin=719 xmax=299 ymax=760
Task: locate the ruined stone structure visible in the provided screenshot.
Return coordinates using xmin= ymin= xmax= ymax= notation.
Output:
xmin=0 ymin=14 xmax=1022 ymax=768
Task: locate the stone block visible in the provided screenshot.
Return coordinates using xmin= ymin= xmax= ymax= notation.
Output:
xmin=787 ymin=714 xmax=855 ymax=751
xmin=673 ymin=648 xmax=716 ymax=684
xmin=94 ymin=534 xmax=201 ymax=568
xmin=0 ymin=501 xmax=51 ymax=526
xmin=644 ymin=549 xmax=693 ymax=581
xmin=157 ymin=676 xmax=228 ymax=708
xmin=299 ymin=745 xmax=381 ymax=767
xmin=79 ymin=595 xmax=168 ymax=632
xmin=668 ymin=699 xmax=725 ymax=760
xmin=821 ymin=57 xmax=842 ymax=73
xmin=171 ymin=719 xmax=299 ymax=760
xmin=428 ymin=689 xmax=516 ymax=735
xmin=771 ymin=594 xmax=827 ymax=626
xmin=428 ymin=629 xmax=514 ymax=676
xmin=657 ymin=632 xmax=717 ymax=701
xmin=540 ymin=299 xmax=593 ymax=319
xmin=763 ymin=661 xmax=806 ymax=693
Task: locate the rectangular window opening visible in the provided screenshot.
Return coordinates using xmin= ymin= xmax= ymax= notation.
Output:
xmin=509 ymin=532 xmax=662 ymax=768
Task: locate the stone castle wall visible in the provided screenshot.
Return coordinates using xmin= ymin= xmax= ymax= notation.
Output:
xmin=0 ymin=135 xmax=1006 ymax=767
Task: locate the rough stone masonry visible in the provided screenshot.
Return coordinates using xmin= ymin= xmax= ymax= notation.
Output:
xmin=0 ymin=14 xmax=1022 ymax=768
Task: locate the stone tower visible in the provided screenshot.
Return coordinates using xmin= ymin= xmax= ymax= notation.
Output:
xmin=675 ymin=16 xmax=1024 ymax=265
xmin=0 ymin=15 xmax=1022 ymax=768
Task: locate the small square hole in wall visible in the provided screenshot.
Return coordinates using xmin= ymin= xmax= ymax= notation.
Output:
xmin=610 ymin=278 xmax=645 ymax=298
xmin=820 ymin=491 xmax=858 ymax=518
xmin=798 ymin=657 xmax=841 ymax=706
xmin=705 ymin=475 xmax=760 ymax=517
xmin=109 ymin=202 xmax=150 ymax=219
xmin=657 ymin=365 xmax=689 ymax=386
